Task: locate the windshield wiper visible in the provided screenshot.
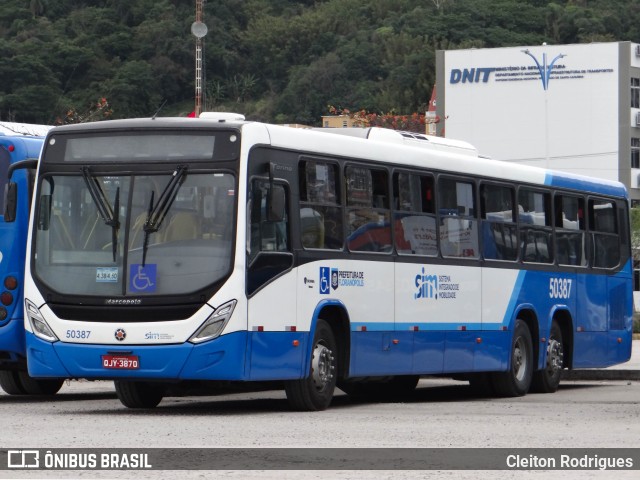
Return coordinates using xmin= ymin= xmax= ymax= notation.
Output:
xmin=81 ymin=167 xmax=120 ymax=262
xmin=141 ymin=165 xmax=188 ymax=266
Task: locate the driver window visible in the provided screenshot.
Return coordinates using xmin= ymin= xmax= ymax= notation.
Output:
xmin=248 ymin=179 xmax=289 ymax=260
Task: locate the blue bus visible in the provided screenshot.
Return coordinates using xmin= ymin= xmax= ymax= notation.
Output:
xmin=0 ymin=130 xmax=63 ymax=395
xmin=22 ymin=116 xmax=632 ymax=409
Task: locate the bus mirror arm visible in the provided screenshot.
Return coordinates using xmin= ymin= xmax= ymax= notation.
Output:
xmin=267 ymin=185 xmax=285 ymax=222
xmin=3 ymin=158 xmax=38 ymax=223
xmin=7 ymin=158 xmax=38 ymax=179
xmin=3 ymin=183 xmax=17 ymax=223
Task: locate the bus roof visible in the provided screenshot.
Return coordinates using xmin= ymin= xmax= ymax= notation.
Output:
xmin=0 ymin=135 xmax=44 ymax=160
xmin=312 ymin=127 xmax=479 ymax=157
xmin=44 ymin=116 xmax=629 ymax=199
xmin=0 ymin=122 xmax=51 ymax=137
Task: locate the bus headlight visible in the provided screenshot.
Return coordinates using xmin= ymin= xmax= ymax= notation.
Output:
xmin=189 ymin=300 xmax=237 ymax=344
xmin=25 ymin=299 xmax=58 ymax=342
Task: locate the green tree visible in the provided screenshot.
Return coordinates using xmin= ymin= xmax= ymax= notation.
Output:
xmin=631 ymin=208 xmax=640 ymax=267
xmin=99 ymin=60 xmax=160 ymax=118
xmin=3 ymin=0 xmax=640 ymax=124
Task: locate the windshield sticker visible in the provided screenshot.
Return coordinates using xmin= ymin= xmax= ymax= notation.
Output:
xmin=96 ymin=267 xmax=118 ymax=283
xmin=130 ymin=264 xmax=157 ymax=293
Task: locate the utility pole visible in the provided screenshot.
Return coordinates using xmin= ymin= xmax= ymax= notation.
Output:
xmin=191 ymin=0 xmax=208 ymax=117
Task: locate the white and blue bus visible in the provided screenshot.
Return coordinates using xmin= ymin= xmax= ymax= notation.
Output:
xmin=23 ymin=115 xmax=632 ymax=409
xmin=0 ymin=127 xmax=64 ymax=395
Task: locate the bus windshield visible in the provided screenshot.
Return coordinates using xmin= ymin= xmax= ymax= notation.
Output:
xmin=33 ymin=170 xmax=236 ymax=297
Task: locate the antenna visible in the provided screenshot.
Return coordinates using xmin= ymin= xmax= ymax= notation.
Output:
xmin=151 ymin=99 xmax=167 ymax=120
xmin=191 ymin=0 xmax=208 ymax=117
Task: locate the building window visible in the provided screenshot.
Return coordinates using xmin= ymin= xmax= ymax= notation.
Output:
xmin=632 ymin=78 xmax=640 ymax=108
xmin=632 ymin=137 xmax=640 ymax=168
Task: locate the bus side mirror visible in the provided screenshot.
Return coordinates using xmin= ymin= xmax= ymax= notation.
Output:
xmin=38 ymin=195 xmax=51 ymax=231
xmin=267 ymin=184 xmax=285 ymax=222
xmin=3 ymin=182 xmax=17 ymax=223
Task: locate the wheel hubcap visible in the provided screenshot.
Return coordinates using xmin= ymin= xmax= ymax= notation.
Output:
xmin=311 ymin=342 xmax=335 ymax=391
xmin=513 ymin=337 xmax=527 ymax=382
xmin=546 ymin=338 xmax=563 ymax=375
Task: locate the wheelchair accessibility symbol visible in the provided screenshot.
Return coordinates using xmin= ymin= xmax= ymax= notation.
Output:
xmin=130 ymin=264 xmax=157 ymax=293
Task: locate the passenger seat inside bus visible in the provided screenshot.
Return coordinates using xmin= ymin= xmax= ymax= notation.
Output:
xmin=164 ymin=211 xmax=200 ymax=242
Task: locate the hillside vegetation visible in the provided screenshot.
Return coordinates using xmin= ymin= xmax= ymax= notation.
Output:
xmin=1 ymin=0 xmax=639 ymax=125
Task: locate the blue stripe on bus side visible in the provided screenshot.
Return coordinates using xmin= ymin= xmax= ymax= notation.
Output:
xmin=544 ymin=172 xmax=628 ymax=198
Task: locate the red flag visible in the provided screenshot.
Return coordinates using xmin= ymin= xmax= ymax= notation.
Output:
xmin=428 ymin=84 xmax=436 ymax=112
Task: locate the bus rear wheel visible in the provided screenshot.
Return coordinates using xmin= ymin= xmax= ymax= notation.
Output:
xmin=491 ymin=319 xmax=533 ymax=397
xmin=0 ymin=371 xmax=63 ymax=395
xmin=115 ymin=380 xmax=164 ymax=408
xmin=285 ymin=319 xmax=337 ymax=411
xmin=530 ymin=320 xmax=564 ymax=393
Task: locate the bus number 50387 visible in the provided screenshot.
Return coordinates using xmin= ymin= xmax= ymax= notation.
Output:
xmin=549 ymin=278 xmax=572 ymax=300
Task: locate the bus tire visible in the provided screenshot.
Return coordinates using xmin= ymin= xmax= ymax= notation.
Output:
xmin=285 ymin=319 xmax=337 ymax=411
xmin=491 ymin=319 xmax=533 ymax=397
xmin=468 ymin=372 xmax=495 ymax=396
xmin=530 ymin=320 xmax=564 ymax=393
xmin=17 ymin=371 xmax=64 ymax=395
xmin=0 ymin=371 xmax=27 ymax=395
xmin=114 ymin=380 xmax=164 ymax=408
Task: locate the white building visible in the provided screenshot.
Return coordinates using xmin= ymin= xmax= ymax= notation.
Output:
xmin=436 ymin=41 xmax=640 ymax=205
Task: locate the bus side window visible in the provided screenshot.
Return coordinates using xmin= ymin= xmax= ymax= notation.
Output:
xmin=589 ymin=198 xmax=619 ymax=269
xmin=438 ymin=177 xmax=478 ymax=258
xmin=346 ymin=166 xmax=391 ymax=253
xmin=299 ymin=160 xmax=342 ymax=250
xmin=393 ymin=172 xmax=437 ymax=256
xmin=518 ymin=188 xmax=553 ymax=264
xmin=555 ymin=194 xmax=586 ymax=267
xmin=480 ymin=183 xmax=517 ymax=261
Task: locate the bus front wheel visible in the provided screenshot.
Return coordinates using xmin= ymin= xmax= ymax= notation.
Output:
xmin=115 ymin=380 xmax=164 ymax=408
xmin=285 ymin=319 xmax=337 ymax=411
xmin=491 ymin=319 xmax=533 ymax=397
